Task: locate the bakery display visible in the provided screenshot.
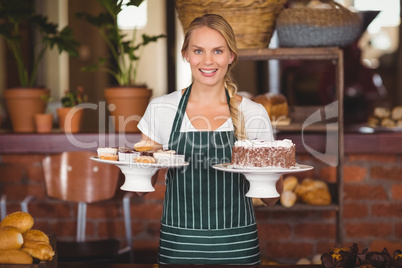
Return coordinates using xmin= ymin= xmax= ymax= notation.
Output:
xmin=368 ymin=106 xmax=402 ymax=129
xmin=95 ymin=143 xmax=187 ymax=166
xmin=0 ymin=211 xmax=55 ymax=264
xmin=231 ymin=139 xmax=295 ymax=169
xmin=97 ymin=147 xmax=118 ymax=161
xmin=280 ymin=176 xmax=332 ymax=207
xmin=253 ymin=93 xmax=290 ymax=124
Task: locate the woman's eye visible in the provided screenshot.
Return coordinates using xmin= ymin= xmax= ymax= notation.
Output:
xmin=215 ymin=50 xmax=222 ymax=54
xmin=195 ymin=50 xmax=202 ymax=54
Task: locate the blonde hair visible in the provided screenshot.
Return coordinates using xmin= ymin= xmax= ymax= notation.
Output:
xmin=181 ymin=14 xmax=247 ymax=140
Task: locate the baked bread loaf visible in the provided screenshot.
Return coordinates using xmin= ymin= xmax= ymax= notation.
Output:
xmin=0 ymin=226 xmax=23 ymax=250
xmin=23 ymin=229 xmax=50 ymax=244
xmin=301 ymin=188 xmax=331 ymax=205
xmin=253 ymin=93 xmax=289 ymax=121
xmin=0 ymin=249 xmax=33 ymax=264
xmin=0 ymin=211 xmax=34 ymax=233
xmin=283 ymin=176 xmax=298 ymax=192
xmin=392 ymin=106 xmax=402 ymax=120
xmin=280 ymin=190 xmax=297 ymax=208
xmin=22 ymin=240 xmax=55 ymax=261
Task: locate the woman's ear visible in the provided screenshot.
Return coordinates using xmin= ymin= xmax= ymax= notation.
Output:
xmin=229 ymin=52 xmax=235 ymax=64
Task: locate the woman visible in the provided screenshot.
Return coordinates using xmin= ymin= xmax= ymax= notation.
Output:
xmin=137 ymin=14 xmax=283 ymax=265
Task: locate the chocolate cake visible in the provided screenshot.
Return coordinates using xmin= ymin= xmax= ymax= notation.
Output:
xmin=231 ymin=139 xmax=296 ymax=169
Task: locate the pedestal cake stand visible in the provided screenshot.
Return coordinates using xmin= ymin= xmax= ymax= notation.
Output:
xmin=212 ymin=163 xmax=314 ymax=198
xmin=90 ymin=156 xmax=189 ymax=192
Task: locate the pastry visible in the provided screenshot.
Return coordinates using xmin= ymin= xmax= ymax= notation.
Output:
xmin=97 ymin=147 xmax=118 ymax=161
xmin=391 ymin=106 xmax=402 ymax=121
xmin=231 ymin=139 xmax=295 ymax=169
xmin=0 ymin=226 xmax=24 ymax=250
xmin=23 ymin=229 xmax=50 ymax=244
xmin=134 ymin=156 xmax=156 ymax=164
xmin=134 ymin=140 xmax=153 ymax=152
xmin=301 ymin=188 xmax=331 ymax=205
xmin=280 ymin=190 xmax=297 ymax=208
xmin=253 ymin=93 xmax=289 ymax=121
xmin=381 ymin=118 xmax=396 ymax=128
xmin=0 ymin=211 xmax=34 ymax=233
xmin=118 ymin=147 xmax=140 ymax=163
xmin=373 ymin=107 xmax=391 ymax=119
xmin=283 ymin=176 xmax=298 ymax=192
xmin=153 ymin=149 xmax=185 ymax=165
xmin=22 ymin=240 xmax=55 ymax=261
xmin=0 ymin=249 xmax=33 ymax=264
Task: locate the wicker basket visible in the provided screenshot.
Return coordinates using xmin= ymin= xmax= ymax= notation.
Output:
xmin=276 ymin=2 xmax=362 ymax=47
xmin=174 ymin=0 xmax=286 ymax=49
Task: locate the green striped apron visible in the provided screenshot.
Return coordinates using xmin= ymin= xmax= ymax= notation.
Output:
xmin=158 ymin=85 xmax=260 ymax=265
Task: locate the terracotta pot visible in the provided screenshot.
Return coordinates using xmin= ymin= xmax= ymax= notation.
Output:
xmin=35 ymin=113 xmax=53 ymax=133
xmin=57 ymin=107 xmax=84 ymax=133
xmin=104 ymin=87 xmax=152 ymax=133
xmin=3 ymin=88 xmax=48 ymax=132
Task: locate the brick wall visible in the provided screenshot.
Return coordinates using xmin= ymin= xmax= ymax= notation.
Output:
xmin=1 ymin=152 xmax=402 ymax=263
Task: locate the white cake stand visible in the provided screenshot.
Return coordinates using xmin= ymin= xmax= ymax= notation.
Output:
xmin=90 ymin=156 xmax=189 ymax=192
xmin=212 ymin=163 xmax=314 ymax=198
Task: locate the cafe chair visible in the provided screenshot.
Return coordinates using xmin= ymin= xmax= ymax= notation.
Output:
xmin=42 ymin=151 xmax=129 ymax=262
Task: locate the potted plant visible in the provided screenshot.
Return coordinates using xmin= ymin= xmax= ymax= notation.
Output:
xmin=0 ymin=0 xmax=79 ymax=132
xmin=57 ymin=86 xmax=88 ymax=133
xmin=76 ymin=0 xmax=165 ymax=132
xmin=35 ymin=93 xmax=54 ymax=133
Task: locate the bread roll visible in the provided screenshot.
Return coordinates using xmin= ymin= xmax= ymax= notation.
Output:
xmin=0 ymin=249 xmax=33 ymax=264
xmin=391 ymin=106 xmax=402 ymax=120
xmin=0 ymin=211 xmax=34 ymax=233
xmin=22 ymin=240 xmax=55 ymax=261
xmin=280 ymin=190 xmax=297 ymax=208
xmin=253 ymin=93 xmax=288 ymax=121
xmin=301 ymin=188 xmax=331 ymax=205
xmin=0 ymin=226 xmax=23 ymax=250
xmin=373 ymin=107 xmax=391 ymax=119
xmin=23 ymin=229 xmax=50 ymax=244
xmin=283 ymin=176 xmax=298 ymax=192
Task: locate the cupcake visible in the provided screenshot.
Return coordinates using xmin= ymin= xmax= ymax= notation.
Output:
xmin=358 ymin=248 xmax=391 ymax=268
xmin=321 ymin=243 xmax=358 ymax=268
xmin=97 ymin=147 xmax=118 ymax=161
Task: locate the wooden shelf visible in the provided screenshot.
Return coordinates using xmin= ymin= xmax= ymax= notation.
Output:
xmin=239 ymin=47 xmax=341 ymax=61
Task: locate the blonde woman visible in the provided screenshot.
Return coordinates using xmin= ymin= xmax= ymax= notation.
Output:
xmin=137 ymin=14 xmax=282 ymax=265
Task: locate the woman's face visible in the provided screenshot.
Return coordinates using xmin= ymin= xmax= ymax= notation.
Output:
xmin=185 ymin=26 xmax=234 ymax=88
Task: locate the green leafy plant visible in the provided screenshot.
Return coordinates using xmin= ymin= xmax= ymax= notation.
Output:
xmin=76 ymin=0 xmax=165 ymax=86
xmin=61 ymin=86 xmax=88 ymax=108
xmin=0 ymin=0 xmax=79 ymax=87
